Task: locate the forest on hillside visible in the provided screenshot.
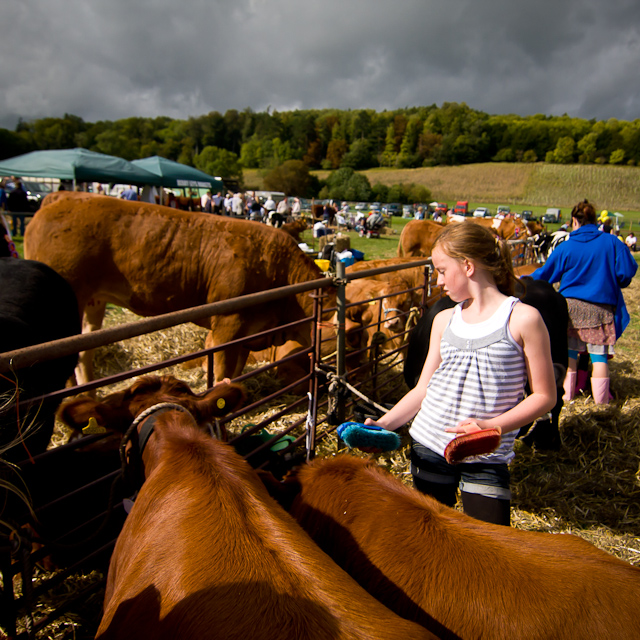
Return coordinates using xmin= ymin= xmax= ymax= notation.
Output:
xmin=2 ymin=103 xmax=640 ymax=188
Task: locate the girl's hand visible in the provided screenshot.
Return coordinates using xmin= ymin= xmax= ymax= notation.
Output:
xmin=364 ymin=418 xmax=382 ymax=427
xmin=446 ymin=419 xmax=501 ymax=435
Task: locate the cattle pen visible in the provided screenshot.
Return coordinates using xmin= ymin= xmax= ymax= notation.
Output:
xmin=2 ymin=239 xmax=640 ymax=639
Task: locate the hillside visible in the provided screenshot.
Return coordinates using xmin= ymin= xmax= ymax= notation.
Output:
xmin=246 ymin=163 xmax=640 ymax=213
xmin=356 ymin=164 xmax=640 ymax=211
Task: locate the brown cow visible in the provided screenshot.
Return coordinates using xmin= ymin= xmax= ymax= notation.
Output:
xmin=92 ymin=386 xmax=439 ymax=640
xmin=277 ymin=455 xmax=640 ymax=640
xmin=24 ymin=193 xmax=333 ymax=384
xmin=168 ymin=191 xmax=201 ymax=211
xmin=245 ymin=279 xmax=411 ymax=387
xmin=312 ymin=203 xmax=337 ymax=225
xmin=347 ymin=257 xmax=430 ymax=306
xmin=397 ymin=220 xmax=445 ymax=257
xmin=452 ymin=216 xmax=533 ymax=241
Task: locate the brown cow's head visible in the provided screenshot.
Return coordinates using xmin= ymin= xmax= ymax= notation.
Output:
xmin=57 ymin=375 xmax=246 ymax=441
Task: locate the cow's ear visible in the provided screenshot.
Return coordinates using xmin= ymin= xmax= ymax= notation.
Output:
xmin=197 ymin=382 xmax=247 ymax=418
xmin=56 ymin=396 xmax=118 ymax=434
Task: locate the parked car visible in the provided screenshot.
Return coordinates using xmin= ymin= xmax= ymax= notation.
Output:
xmin=521 ymin=210 xmax=534 ymax=220
xmin=384 ymin=203 xmax=402 ymax=216
xmin=473 ymin=207 xmax=491 ymax=218
xmin=355 ymin=202 xmax=367 ymax=211
xmin=402 ymin=204 xmax=414 ymax=218
xmin=496 ymin=205 xmax=511 ymax=216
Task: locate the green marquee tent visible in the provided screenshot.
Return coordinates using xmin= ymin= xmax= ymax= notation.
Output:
xmin=0 ymin=148 xmax=163 ymax=187
xmin=131 ymin=156 xmax=224 ymax=191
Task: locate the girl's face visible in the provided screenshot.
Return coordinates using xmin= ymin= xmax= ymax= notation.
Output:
xmin=432 ymin=246 xmax=471 ymax=302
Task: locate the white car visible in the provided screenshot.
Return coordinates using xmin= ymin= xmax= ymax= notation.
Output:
xmin=473 ymin=207 xmax=490 ymax=218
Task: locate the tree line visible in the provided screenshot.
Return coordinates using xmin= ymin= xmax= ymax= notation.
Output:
xmin=2 ymin=102 xmax=640 ymax=194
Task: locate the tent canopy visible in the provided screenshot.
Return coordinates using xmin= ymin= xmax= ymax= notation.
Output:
xmin=0 ymin=148 xmax=163 ymax=186
xmin=131 ymin=156 xmax=224 ymax=191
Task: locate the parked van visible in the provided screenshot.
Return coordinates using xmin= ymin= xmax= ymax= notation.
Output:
xmin=542 ymin=208 xmax=562 ymax=223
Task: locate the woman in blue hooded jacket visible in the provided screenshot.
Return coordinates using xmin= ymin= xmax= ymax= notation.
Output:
xmin=530 ymin=199 xmax=637 ymax=404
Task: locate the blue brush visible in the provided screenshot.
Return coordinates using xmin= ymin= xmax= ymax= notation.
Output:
xmin=337 ymin=422 xmax=401 ymax=452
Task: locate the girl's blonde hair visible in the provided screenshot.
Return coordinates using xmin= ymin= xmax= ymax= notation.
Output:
xmin=432 ymin=222 xmax=517 ymax=296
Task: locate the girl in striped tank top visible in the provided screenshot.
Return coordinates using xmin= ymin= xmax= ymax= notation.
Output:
xmin=366 ymin=223 xmax=556 ymax=525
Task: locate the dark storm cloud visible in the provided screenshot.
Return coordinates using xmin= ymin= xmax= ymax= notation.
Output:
xmin=1 ymin=0 xmax=639 ymax=129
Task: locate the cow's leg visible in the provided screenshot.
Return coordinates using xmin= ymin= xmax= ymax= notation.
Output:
xmin=209 ymin=317 xmax=251 ymax=381
xmin=77 ymin=298 xmax=107 ymax=385
xmin=213 ymin=344 xmax=249 ymax=381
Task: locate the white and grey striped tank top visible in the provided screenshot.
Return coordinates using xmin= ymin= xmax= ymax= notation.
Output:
xmin=409 ymin=296 xmax=526 ymax=464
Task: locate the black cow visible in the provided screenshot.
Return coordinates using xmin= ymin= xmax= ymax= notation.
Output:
xmin=1 ymin=258 xmax=81 ymax=462
xmin=403 ymin=278 xmax=568 ymax=450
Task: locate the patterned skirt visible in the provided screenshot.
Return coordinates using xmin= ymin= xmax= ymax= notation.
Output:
xmin=566 ymin=298 xmax=616 ymax=347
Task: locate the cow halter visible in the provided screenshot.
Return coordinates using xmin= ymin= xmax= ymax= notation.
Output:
xmin=119 ymin=402 xmax=195 ymax=468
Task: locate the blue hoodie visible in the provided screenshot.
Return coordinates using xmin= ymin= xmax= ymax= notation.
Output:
xmin=530 ymin=224 xmax=637 ymax=338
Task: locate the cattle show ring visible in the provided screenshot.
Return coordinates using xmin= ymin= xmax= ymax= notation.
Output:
xmin=1 ymin=190 xmax=639 ymax=639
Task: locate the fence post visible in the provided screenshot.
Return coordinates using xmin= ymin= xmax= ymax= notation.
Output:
xmin=332 ymin=261 xmax=347 ymax=426
xmin=306 ymin=287 xmax=324 ymax=461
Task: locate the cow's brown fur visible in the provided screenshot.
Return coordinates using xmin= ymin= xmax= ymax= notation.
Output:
xmin=244 ymin=278 xmax=411 ymax=387
xmin=284 ymin=455 xmax=640 ymax=640
xmin=397 ymin=220 xmax=445 ymax=257
xmin=347 ymin=257 xmax=430 ymax=306
xmin=344 ymin=278 xmax=413 ymax=342
xmin=24 ymin=193 xmax=333 ymax=383
xmin=95 ymin=393 xmax=438 ymax=640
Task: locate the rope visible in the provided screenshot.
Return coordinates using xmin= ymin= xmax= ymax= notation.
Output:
xmin=405 ymin=306 xmax=421 ymax=333
xmin=324 ymin=370 xmax=389 ymax=415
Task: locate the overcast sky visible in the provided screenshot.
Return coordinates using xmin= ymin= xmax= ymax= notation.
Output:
xmin=2 ymin=0 xmax=639 ymax=130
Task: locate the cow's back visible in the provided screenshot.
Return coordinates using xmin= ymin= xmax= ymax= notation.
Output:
xmin=289 ymin=456 xmax=640 ymax=640
xmin=25 ymin=194 xmax=322 ymax=317
xmin=397 ymin=220 xmax=444 ymax=257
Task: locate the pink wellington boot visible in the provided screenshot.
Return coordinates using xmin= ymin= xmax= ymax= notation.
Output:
xmin=562 ymin=371 xmax=577 ymax=402
xmin=591 ymin=378 xmax=610 ymax=405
